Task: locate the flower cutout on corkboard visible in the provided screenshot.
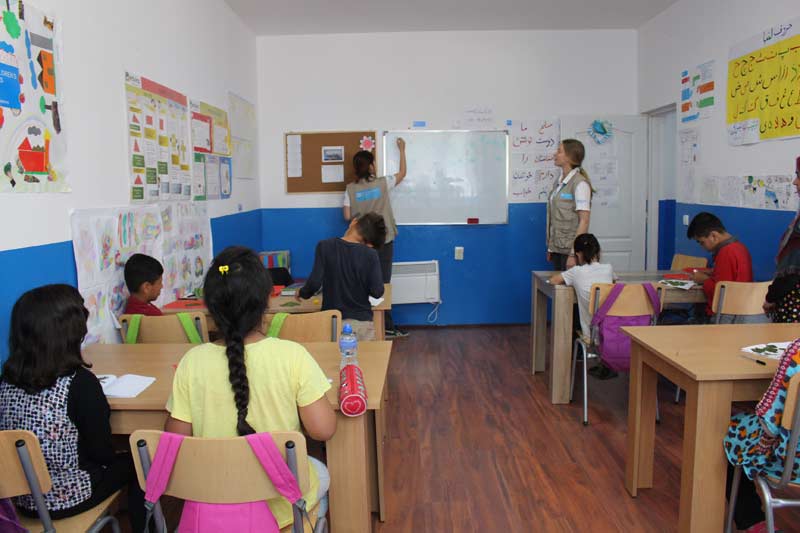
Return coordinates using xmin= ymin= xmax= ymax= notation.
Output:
xmin=360 ymin=135 xmax=375 ymax=151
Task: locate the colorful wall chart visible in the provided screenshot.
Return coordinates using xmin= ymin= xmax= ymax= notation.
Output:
xmin=71 ymin=203 xmax=212 ymax=344
xmin=680 ymin=60 xmax=716 ymax=124
xmin=727 ymin=17 xmax=800 ymax=145
xmin=125 ymin=72 xmax=192 ymax=202
xmin=0 ymin=1 xmax=68 ymax=193
xmin=508 ymin=118 xmax=560 ymax=203
xmin=190 ymin=100 xmax=231 ymax=155
xmin=190 ymin=100 xmax=232 ymax=199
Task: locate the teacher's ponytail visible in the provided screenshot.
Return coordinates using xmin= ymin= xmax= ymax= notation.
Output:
xmin=562 ymin=139 xmax=594 ymax=192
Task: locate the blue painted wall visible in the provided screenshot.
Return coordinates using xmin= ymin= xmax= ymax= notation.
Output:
xmin=0 ymin=210 xmax=262 ymax=364
xmin=657 ymin=199 xmax=676 ymax=270
xmin=673 ymin=203 xmax=795 ymax=281
xmin=210 ymin=209 xmax=263 ymax=255
xmin=263 ymin=204 xmax=550 ymax=326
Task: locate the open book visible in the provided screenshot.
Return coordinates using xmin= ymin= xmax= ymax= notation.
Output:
xmin=96 ymin=374 xmax=156 ymax=398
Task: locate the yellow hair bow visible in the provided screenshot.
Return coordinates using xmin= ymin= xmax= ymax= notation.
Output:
xmin=218 ymin=265 xmax=229 ymax=275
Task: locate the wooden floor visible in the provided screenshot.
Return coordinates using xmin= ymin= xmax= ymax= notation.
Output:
xmin=375 ymin=326 xmax=800 ymax=532
xmin=119 ymin=325 xmax=800 ymax=532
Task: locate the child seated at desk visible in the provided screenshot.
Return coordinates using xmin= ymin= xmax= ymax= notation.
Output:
xmin=297 ymin=212 xmax=386 ymax=341
xmin=549 ymin=233 xmax=614 ymax=340
xmin=0 ymin=285 xmax=146 ymax=530
xmin=123 ymin=253 xmax=164 ymax=316
xmin=164 ymin=247 xmax=336 ymax=530
xmin=687 ymin=212 xmax=755 ymax=322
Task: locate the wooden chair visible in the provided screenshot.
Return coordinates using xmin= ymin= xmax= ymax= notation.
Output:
xmin=711 ymin=280 xmax=771 ymax=323
xmin=726 ymin=373 xmax=800 ymax=533
xmin=130 ymin=430 xmax=325 ymax=533
xmin=263 ymin=310 xmax=341 ymax=342
xmin=570 ymin=283 xmax=662 ymax=425
xmin=670 ymin=253 xmax=708 ymax=271
xmin=0 ymin=430 xmax=121 ymax=533
xmin=119 ymin=312 xmax=209 ymax=344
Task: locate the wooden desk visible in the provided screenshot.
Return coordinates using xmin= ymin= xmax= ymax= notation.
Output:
xmin=623 ymin=323 xmax=800 ymax=533
xmin=530 ymin=270 xmax=707 ymax=404
xmin=164 ymin=284 xmax=392 ymax=341
xmin=84 ymin=341 xmax=392 ymax=533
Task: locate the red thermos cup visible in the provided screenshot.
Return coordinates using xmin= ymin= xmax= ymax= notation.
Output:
xmin=338 ymin=364 xmax=367 ymax=417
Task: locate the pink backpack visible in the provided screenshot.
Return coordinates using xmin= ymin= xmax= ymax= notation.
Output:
xmin=590 ymin=283 xmax=660 ymax=372
xmin=143 ymin=432 xmax=312 ymax=533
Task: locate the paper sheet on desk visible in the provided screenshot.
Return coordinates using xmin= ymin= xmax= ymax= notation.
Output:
xmin=659 ymin=279 xmax=695 ymax=290
xmin=741 ymin=342 xmax=792 ymax=360
xmin=369 ymin=296 xmax=384 ymax=307
xmin=97 ymin=374 xmax=156 ymax=398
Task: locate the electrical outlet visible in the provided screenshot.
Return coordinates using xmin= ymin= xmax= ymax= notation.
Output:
xmin=683 ymin=214 xmax=690 ymax=226
xmin=454 ymin=246 xmax=464 ymax=260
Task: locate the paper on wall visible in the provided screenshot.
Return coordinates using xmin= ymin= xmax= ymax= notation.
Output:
xmin=321 ymin=164 xmax=344 ymax=183
xmin=508 ymin=118 xmax=561 ymax=203
xmin=287 ymin=134 xmax=302 ymax=178
xmin=205 ymin=154 xmax=221 ymax=199
xmin=232 ymin=137 xmax=255 ymax=179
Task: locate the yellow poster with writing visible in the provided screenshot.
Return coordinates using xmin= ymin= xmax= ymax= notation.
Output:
xmin=727 ymin=19 xmax=800 ymax=145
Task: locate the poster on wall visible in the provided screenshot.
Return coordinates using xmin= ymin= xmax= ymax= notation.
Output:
xmin=228 ymin=92 xmax=255 ymax=141
xmin=690 ymin=174 xmax=797 ymax=211
xmin=190 ymin=100 xmax=231 ymax=155
xmin=680 ymin=60 xmax=716 ymax=124
xmin=0 ymin=1 xmax=69 ymax=194
xmin=70 ymin=203 xmax=212 ymax=344
xmin=727 ymin=17 xmax=800 ymax=145
xmin=125 ymin=71 xmax=192 ymax=202
xmin=508 ymin=118 xmax=560 ymax=203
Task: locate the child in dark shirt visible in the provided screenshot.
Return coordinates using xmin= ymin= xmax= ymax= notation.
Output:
xmin=0 ymin=285 xmax=145 ymax=530
xmin=297 ymin=213 xmax=386 ymax=340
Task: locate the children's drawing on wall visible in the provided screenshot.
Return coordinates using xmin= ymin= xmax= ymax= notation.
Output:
xmin=70 ymin=203 xmax=212 ymax=344
xmin=0 ymin=1 xmax=68 ymax=193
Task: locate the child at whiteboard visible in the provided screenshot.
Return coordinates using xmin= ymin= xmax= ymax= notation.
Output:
xmin=343 ymin=137 xmax=407 ymax=338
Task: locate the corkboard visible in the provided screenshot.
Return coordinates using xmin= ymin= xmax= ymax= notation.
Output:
xmin=285 ymin=131 xmax=377 ymax=193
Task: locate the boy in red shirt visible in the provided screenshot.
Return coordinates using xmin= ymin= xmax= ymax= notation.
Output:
xmin=123 ymin=253 xmax=164 ymax=316
xmin=687 ymin=212 xmax=753 ymax=318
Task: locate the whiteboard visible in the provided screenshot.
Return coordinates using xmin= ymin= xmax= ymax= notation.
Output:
xmin=383 ymin=130 xmax=508 ymax=225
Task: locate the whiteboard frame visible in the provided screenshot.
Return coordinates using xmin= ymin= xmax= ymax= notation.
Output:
xmin=382 ymin=129 xmax=510 ymax=225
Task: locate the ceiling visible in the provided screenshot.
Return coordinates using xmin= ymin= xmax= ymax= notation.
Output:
xmin=225 ymin=0 xmax=678 ymax=36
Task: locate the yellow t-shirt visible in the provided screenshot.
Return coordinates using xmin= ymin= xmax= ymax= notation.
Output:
xmin=166 ymin=337 xmax=332 ymax=528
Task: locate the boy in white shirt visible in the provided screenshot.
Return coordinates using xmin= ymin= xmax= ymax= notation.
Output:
xmin=549 ymin=234 xmax=614 ymax=340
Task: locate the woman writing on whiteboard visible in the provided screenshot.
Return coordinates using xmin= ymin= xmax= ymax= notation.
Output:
xmin=547 ymin=139 xmax=592 ymax=270
xmin=343 ymin=137 xmax=407 ymax=338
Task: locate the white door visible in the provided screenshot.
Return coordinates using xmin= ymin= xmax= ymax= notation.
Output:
xmin=560 ymin=115 xmax=648 ymax=272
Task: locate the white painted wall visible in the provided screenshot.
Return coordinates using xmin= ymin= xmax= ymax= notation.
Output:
xmin=257 ymin=30 xmax=639 ymax=208
xmin=639 ymin=0 xmax=800 ymax=201
xmin=0 ymin=0 xmax=258 ymax=252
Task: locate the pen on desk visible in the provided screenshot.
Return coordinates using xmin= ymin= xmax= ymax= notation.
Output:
xmin=740 ymin=354 xmax=767 ymax=366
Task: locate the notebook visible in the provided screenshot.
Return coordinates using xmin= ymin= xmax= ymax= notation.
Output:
xmin=96 ymin=374 xmax=156 ymax=398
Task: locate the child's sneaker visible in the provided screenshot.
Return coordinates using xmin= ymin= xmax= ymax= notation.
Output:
xmin=385 ymin=328 xmax=409 ymax=338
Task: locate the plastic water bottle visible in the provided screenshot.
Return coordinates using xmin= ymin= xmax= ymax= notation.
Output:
xmin=339 ymin=323 xmax=358 ymax=369
xmin=338 ymin=323 xmax=367 ymax=417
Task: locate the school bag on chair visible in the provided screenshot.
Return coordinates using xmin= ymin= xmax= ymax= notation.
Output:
xmin=590 ymin=283 xmax=660 ymax=372
xmin=141 ymin=432 xmax=327 ymax=533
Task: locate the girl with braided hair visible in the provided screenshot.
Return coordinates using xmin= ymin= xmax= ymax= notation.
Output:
xmin=165 ymin=246 xmax=336 ymax=528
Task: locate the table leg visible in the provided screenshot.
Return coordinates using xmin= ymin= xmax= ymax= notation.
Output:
xmin=625 ymin=344 xmax=658 ymax=496
xmin=678 ymin=380 xmax=733 ymax=533
xmin=373 ymin=310 xmax=385 ymax=341
xmin=531 ymin=275 xmax=548 ymax=374
xmin=328 ymin=414 xmax=371 ymax=533
xmin=548 ymin=288 xmax=573 ymax=404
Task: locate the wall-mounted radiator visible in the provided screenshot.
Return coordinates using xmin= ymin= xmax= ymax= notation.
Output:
xmin=391 ymin=260 xmax=441 ymax=304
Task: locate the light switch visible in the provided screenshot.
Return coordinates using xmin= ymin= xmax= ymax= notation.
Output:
xmin=454 ymin=246 xmax=464 ymax=260
xmin=682 ymin=214 xmax=689 ymax=226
